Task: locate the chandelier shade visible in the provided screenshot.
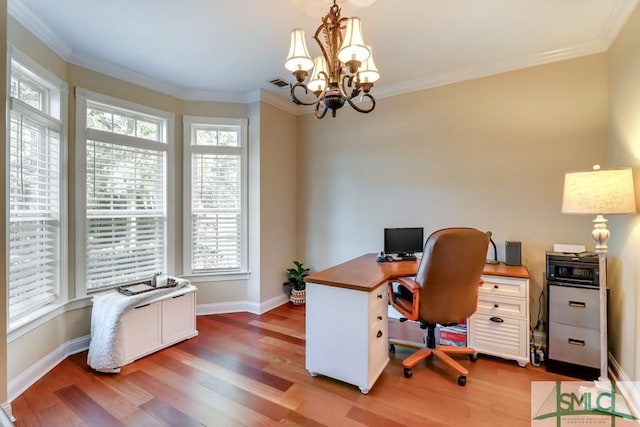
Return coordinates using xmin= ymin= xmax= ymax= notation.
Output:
xmin=284 ymin=0 xmax=380 ymax=119
xmin=285 ymin=29 xmax=314 ymax=73
xmin=308 ymin=56 xmax=329 ymax=93
xmin=357 ymin=46 xmax=380 ymax=84
xmin=337 ymin=17 xmax=370 ymax=71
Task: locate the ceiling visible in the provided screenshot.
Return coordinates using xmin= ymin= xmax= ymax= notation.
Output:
xmin=7 ymin=0 xmax=640 ymax=107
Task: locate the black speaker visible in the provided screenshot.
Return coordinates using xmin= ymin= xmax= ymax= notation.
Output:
xmin=505 ymin=241 xmax=521 ymax=266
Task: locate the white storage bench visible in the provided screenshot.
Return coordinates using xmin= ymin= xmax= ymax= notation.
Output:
xmin=88 ymin=281 xmax=198 ymax=372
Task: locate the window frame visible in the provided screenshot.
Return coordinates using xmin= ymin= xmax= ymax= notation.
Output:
xmin=7 ymin=46 xmax=69 ymax=331
xmin=74 ymin=87 xmax=176 ymax=297
xmin=183 ymin=116 xmax=249 ymax=281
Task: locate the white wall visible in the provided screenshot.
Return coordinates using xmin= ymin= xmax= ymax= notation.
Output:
xmin=258 ymin=102 xmax=299 ymax=302
xmin=297 ymin=54 xmax=608 ymax=354
xmin=607 ymin=1 xmax=640 ymax=381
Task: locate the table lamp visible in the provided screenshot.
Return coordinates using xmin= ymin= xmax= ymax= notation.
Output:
xmin=561 ymin=165 xmax=636 ymax=382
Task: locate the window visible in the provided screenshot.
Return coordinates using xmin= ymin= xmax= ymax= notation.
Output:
xmin=183 ymin=116 xmax=248 ymax=276
xmin=76 ymin=89 xmax=174 ymax=292
xmin=8 ymin=54 xmax=67 ymax=326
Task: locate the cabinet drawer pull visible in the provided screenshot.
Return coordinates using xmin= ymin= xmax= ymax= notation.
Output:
xmin=494 ymin=304 xmax=499 ymax=308
xmin=489 ymin=316 xmax=504 ymax=323
xmin=135 ymin=303 xmax=151 ymax=309
xmin=494 ymin=284 xmax=499 ymax=289
xmin=377 ymin=294 xmax=383 ymax=299
xmin=568 ymin=300 xmax=586 ymax=308
xmin=376 ymin=330 xmax=383 ymax=338
xmin=568 ymin=338 xmax=586 ymax=346
xmin=377 ymin=315 xmax=383 ymax=321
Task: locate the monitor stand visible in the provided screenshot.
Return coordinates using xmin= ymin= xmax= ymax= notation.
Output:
xmin=396 ymin=253 xmax=417 ymax=261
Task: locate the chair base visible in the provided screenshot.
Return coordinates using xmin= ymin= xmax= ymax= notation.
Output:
xmin=389 ymin=338 xmax=477 ymax=385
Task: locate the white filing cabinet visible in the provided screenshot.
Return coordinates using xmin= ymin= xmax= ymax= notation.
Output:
xmin=305 ymin=281 xmax=389 ymax=394
xmin=121 ymin=285 xmax=198 ymax=364
xmin=467 ymin=266 xmax=530 ymax=367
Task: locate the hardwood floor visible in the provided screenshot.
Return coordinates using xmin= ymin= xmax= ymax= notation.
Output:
xmin=11 ymin=304 xmax=572 ymax=426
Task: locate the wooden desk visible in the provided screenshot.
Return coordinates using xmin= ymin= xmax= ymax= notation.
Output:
xmin=305 ymin=254 xmax=414 ymax=394
xmin=305 ymin=253 xmax=528 ymax=289
xmin=305 ymin=254 xmax=531 ymax=392
xmin=305 ymin=253 xmax=418 ymax=291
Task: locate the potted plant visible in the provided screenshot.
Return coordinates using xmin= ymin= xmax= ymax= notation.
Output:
xmin=284 ymin=260 xmax=310 ymax=305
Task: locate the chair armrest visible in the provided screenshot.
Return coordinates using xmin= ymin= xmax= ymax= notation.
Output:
xmin=388 ymin=277 xmax=420 ymax=321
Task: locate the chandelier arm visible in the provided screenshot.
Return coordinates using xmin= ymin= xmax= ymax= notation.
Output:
xmin=315 ymin=101 xmax=329 ymax=119
xmin=313 ymin=26 xmax=332 ymax=74
xmin=346 ymin=93 xmax=376 ymax=114
xmin=290 ymin=82 xmax=326 ymax=106
xmin=339 ymin=73 xmax=362 ymax=100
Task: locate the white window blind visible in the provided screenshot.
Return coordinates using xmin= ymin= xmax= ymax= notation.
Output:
xmin=84 ymin=101 xmax=168 ymax=290
xmin=185 ymin=118 xmax=247 ymax=274
xmin=8 ymin=60 xmax=63 ymax=323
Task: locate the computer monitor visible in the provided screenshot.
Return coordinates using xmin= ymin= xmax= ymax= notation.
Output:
xmin=384 ymin=227 xmax=424 ymax=257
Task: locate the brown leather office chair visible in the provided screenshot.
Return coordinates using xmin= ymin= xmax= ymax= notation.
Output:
xmin=388 ymin=227 xmax=488 ymax=386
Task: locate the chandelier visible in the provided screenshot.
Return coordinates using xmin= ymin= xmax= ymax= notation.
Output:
xmin=284 ymin=0 xmax=380 ymax=119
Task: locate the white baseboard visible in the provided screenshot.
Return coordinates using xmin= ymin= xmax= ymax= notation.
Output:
xmin=196 ymin=294 xmax=289 ymax=316
xmin=608 ymin=354 xmax=640 ymax=420
xmin=8 ymin=335 xmax=90 ymax=403
xmin=1 ymin=402 xmax=14 ymax=423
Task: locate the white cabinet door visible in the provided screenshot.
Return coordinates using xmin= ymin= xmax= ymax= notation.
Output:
xmin=162 ymin=291 xmax=196 ymax=345
xmin=122 ymin=302 xmax=162 ymax=363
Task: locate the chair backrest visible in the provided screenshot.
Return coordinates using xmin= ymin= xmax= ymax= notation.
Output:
xmin=414 ymin=227 xmax=489 ymax=324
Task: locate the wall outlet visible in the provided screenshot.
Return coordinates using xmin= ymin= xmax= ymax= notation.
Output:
xmin=533 ymin=331 xmax=546 ymax=348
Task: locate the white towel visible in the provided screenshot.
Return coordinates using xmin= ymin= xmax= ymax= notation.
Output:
xmin=87 ymin=278 xmax=188 ymax=373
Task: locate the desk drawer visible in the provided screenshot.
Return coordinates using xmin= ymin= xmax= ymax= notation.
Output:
xmin=468 ymin=312 xmax=527 ymax=360
xmin=480 ymin=275 xmax=526 ymax=298
xmin=368 ymin=286 xmax=388 ymax=311
xmin=476 ymin=294 xmax=526 ymax=319
xmin=369 ymin=307 xmax=388 ymax=374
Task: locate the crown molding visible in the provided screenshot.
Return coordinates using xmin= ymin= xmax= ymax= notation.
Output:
xmin=69 ymin=50 xmax=251 ymax=103
xmin=9 ymin=0 xmax=640 ymax=109
xmin=256 ymin=89 xmax=303 ymax=115
xmin=8 ymin=0 xmax=73 ymax=59
xmin=375 ymin=38 xmax=610 ymax=100
xmin=600 ymin=0 xmax=640 ymax=46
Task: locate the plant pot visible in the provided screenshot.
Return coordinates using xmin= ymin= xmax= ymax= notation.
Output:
xmin=289 ymin=288 xmax=306 ymax=305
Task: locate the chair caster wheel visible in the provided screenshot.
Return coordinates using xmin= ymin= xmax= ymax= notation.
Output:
xmin=404 ymin=368 xmax=412 ymax=378
xmin=469 ymin=353 xmax=478 ymax=362
xmin=457 ymin=375 xmax=467 ymax=386
xmin=389 ymin=344 xmax=396 ymax=353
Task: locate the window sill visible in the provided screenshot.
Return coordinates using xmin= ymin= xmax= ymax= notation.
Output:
xmin=183 ymin=271 xmax=251 ymax=284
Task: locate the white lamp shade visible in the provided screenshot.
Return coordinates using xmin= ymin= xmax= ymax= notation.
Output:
xmin=285 ymin=28 xmax=314 ymax=72
xmin=562 ymin=167 xmax=636 ymax=215
xmin=337 ymin=17 xmax=370 ymax=64
xmin=308 ymin=56 xmax=328 ymax=92
xmin=357 ymin=46 xmax=380 ymax=83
